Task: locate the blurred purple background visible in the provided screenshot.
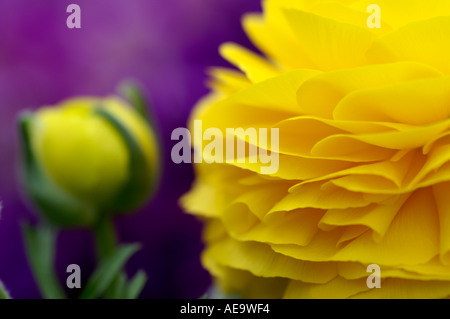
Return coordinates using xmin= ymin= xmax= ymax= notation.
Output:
xmin=0 ymin=0 xmax=261 ymax=298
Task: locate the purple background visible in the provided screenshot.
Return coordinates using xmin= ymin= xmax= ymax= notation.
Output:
xmin=0 ymin=0 xmax=261 ymax=298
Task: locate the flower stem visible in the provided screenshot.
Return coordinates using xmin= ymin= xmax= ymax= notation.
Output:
xmin=93 ymin=216 xmax=123 ymax=298
xmin=94 ymin=217 xmax=117 ymax=260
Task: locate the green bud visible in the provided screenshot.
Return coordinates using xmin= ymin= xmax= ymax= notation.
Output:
xmin=19 ymin=96 xmax=161 ymax=227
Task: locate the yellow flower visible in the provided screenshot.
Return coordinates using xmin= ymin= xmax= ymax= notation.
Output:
xmin=182 ymin=0 xmax=450 ymax=298
xmin=20 ymin=96 xmax=160 ymax=226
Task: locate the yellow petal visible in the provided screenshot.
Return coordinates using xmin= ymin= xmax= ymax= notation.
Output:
xmin=432 ymin=182 xmax=450 ymax=265
xmin=229 ymin=153 xmax=353 ymax=180
xmin=351 ymin=278 xmax=450 ymax=299
xmin=311 ymin=135 xmax=396 ymax=161
xmin=190 ymin=69 xmax=321 ymax=137
xmin=282 ymin=9 xmax=374 ymax=71
xmin=270 ymin=182 xmax=370 ymax=211
xmin=290 ymin=151 xmax=416 ymax=193
xmin=369 ymin=17 xmax=450 ymax=74
xmin=333 ymin=188 xmax=439 ymax=265
xmin=273 ymin=188 xmax=439 ymax=266
xmin=337 ymin=226 xmax=368 ymax=247
xmin=398 ymin=257 xmax=450 ymax=280
xmin=272 ymin=229 xmax=344 ymax=262
xmin=297 ymin=62 xmax=441 ymax=118
xmin=410 ymin=144 xmax=450 ymax=186
xmin=225 ymin=207 xmax=323 ymax=246
xmin=344 ymin=121 xmax=450 ymax=150
xmin=219 ymin=43 xmax=280 ymax=82
xmin=228 ymin=183 xmax=290 ymax=220
xmin=204 ymin=237 xmax=338 ymax=284
xmin=319 ymin=194 xmax=409 ymax=242
xmin=207 ymin=67 xmax=251 ymax=95
xmin=243 ymin=6 xmax=315 ymax=70
xmin=203 ymin=258 xmax=288 ymax=298
xmin=180 ymin=181 xmax=223 ymax=218
xmin=351 ymin=0 xmax=450 ymax=30
xmin=284 ymin=276 xmax=368 ymax=299
xmin=339 ymin=258 xmax=450 ymax=281
xmin=334 ymin=76 xmax=450 ymax=125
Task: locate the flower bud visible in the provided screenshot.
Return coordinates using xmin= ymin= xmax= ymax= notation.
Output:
xmin=19 ymin=96 xmax=160 ymax=227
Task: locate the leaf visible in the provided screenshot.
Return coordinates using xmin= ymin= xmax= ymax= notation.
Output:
xmin=22 ymin=223 xmax=66 ymax=299
xmin=126 ymin=270 xmax=147 ymax=299
xmin=80 ymin=244 xmax=140 ymax=299
xmin=0 ymin=280 xmax=11 ymax=299
xmin=107 ymin=273 xmax=127 ymax=299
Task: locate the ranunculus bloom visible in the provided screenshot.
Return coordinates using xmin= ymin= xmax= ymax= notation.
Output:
xmin=182 ymin=0 xmax=450 ymax=298
xmin=20 ymin=97 xmax=160 ymax=226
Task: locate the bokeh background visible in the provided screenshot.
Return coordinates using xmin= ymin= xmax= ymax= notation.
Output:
xmin=0 ymin=0 xmax=261 ymax=298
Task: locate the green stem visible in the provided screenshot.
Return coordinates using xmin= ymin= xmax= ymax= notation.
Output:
xmin=94 ymin=217 xmax=117 ymax=260
xmin=0 ymin=280 xmax=10 ymax=299
xmin=93 ymin=217 xmax=122 ymax=298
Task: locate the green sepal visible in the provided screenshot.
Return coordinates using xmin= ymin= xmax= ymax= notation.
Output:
xmin=94 ymin=108 xmax=158 ymax=213
xmin=117 ymin=81 xmax=163 ymax=198
xmin=18 ymin=113 xmax=97 ymax=227
xmin=118 ymin=81 xmax=152 ymax=123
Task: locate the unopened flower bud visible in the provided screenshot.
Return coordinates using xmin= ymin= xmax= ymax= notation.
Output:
xmin=19 ymin=96 xmax=160 ymax=226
